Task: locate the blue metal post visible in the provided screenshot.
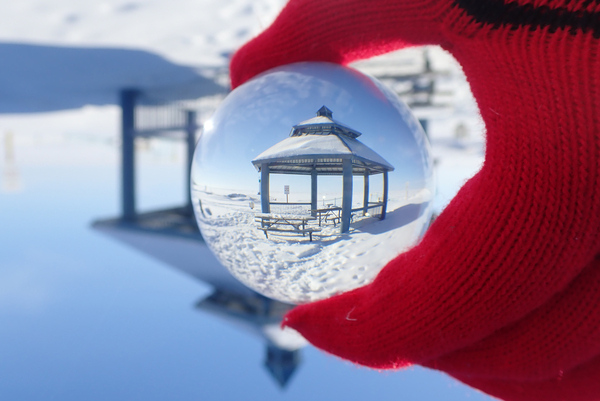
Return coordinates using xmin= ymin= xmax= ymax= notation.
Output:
xmin=381 ymin=171 xmax=389 ymax=220
xmin=310 ymin=166 xmax=317 ymax=216
xmin=362 ymin=172 xmax=369 ymax=215
xmin=261 ymin=164 xmax=270 ymax=213
xmin=185 ymin=110 xmax=197 ymax=215
xmin=341 ymin=158 xmax=353 ymax=233
xmin=120 ymin=89 xmax=137 ymax=221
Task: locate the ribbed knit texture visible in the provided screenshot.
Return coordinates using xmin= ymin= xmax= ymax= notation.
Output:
xmin=230 ymin=1 xmax=600 ymax=400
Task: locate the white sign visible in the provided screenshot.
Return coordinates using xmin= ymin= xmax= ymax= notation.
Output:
xmin=284 ymin=185 xmax=290 ymax=194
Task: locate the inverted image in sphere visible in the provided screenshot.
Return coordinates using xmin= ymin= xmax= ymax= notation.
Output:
xmin=192 ymin=62 xmax=434 ymax=304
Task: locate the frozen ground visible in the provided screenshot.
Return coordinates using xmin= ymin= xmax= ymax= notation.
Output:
xmin=0 ymin=0 xmax=287 ymax=67
xmin=194 ymin=186 xmax=432 ymax=303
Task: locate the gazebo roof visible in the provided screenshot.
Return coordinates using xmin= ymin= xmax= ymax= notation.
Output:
xmin=252 ymin=106 xmax=394 ymax=176
xmin=290 ymin=106 xmax=363 ymax=139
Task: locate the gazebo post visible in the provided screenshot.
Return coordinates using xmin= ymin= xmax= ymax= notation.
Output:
xmin=341 ymin=158 xmax=353 ymax=233
xmin=261 ymin=164 xmax=270 ymax=213
xmin=311 ymin=166 xmax=318 ymax=217
xmin=184 ymin=110 xmax=197 ymax=216
xmin=363 ymin=172 xmax=369 ymax=216
xmin=381 ymin=171 xmax=389 ymax=220
xmin=120 ymin=89 xmax=137 ymax=222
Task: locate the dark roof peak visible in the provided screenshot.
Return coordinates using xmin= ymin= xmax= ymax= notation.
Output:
xmin=317 ymin=105 xmax=333 ymax=119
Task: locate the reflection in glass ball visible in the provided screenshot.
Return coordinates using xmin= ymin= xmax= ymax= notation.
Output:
xmin=192 ymin=62 xmax=435 ymax=305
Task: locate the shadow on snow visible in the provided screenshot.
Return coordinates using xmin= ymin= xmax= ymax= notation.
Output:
xmin=0 ymin=42 xmax=226 ymax=113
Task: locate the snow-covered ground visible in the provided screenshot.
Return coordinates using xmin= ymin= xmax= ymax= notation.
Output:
xmin=0 ymin=0 xmax=287 ymax=67
xmin=194 ymin=185 xmax=432 ymax=304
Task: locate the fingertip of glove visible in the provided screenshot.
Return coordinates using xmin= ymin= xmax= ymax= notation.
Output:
xmin=281 ymin=304 xmax=305 ymax=330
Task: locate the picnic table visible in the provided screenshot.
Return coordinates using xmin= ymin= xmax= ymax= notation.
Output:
xmin=255 ymin=214 xmax=320 ymax=241
xmin=311 ymin=206 xmax=343 ymax=227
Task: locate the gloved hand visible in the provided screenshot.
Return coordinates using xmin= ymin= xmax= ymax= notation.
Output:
xmin=229 ymin=1 xmax=600 ymax=400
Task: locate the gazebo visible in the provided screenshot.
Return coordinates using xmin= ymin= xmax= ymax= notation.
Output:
xmin=252 ymin=106 xmax=394 ymax=233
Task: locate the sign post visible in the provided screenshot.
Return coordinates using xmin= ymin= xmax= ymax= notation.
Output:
xmin=284 ymin=185 xmax=290 ymax=203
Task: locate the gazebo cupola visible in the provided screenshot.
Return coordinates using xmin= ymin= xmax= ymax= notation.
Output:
xmin=252 ymin=106 xmax=394 ymax=233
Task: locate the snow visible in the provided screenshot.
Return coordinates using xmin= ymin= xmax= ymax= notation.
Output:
xmin=0 ymin=0 xmax=287 ymax=66
xmin=0 ymin=43 xmax=226 ymax=113
xmin=0 ymin=0 xmax=290 ymax=112
xmin=193 ymin=185 xmax=432 ymax=304
xmin=251 ymin=131 xmax=395 ymax=172
xmin=254 ymin=134 xmax=351 ymax=161
xmin=293 ymin=115 xmax=363 ymax=138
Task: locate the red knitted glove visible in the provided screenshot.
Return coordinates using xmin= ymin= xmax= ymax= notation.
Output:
xmin=230 ymin=1 xmax=600 ymax=400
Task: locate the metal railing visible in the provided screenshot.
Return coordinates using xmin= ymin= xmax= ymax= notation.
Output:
xmin=352 ymin=202 xmax=385 ymax=219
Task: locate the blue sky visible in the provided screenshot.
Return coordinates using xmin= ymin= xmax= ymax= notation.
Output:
xmin=194 ymin=63 xmax=434 ymax=196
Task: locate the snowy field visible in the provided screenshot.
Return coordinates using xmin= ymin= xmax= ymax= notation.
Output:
xmin=194 ymin=185 xmax=432 ymax=304
xmin=0 ymin=0 xmax=287 ymax=67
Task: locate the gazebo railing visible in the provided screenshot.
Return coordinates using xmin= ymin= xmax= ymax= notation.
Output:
xmin=352 ymin=202 xmax=385 ymax=219
xmin=266 ymin=201 xmax=386 ymax=219
xmin=269 ymin=202 xmax=313 ymax=206
xmin=268 ymin=202 xmax=312 ymax=215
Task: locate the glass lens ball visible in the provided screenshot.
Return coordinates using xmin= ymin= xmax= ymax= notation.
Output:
xmin=192 ymin=62 xmax=435 ymax=304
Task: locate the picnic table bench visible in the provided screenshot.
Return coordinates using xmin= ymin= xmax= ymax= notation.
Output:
xmin=312 ymin=206 xmax=362 ymax=227
xmin=255 ymin=214 xmax=320 ymax=241
xmin=311 ymin=206 xmax=343 ymax=226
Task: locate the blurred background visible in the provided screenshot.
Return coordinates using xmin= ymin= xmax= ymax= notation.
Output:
xmin=0 ymin=0 xmax=492 ymax=399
